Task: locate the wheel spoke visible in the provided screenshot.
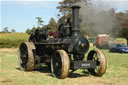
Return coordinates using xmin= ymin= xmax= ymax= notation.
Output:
xmin=95 ymin=66 xmax=100 ymax=73
xmin=96 ymin=58 xmax=100 ymax=66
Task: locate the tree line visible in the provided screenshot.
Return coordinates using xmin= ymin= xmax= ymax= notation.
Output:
xmin=1 ymin=0 xmax=128 ymax=44
xmin=1 ymin=27 xmax=16 ymax=33
xmin=25 ymin=17 xmax=57 ymax=35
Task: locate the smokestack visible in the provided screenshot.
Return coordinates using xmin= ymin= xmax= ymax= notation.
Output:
xmin=71 ymin=5 xmax=81 ymax=36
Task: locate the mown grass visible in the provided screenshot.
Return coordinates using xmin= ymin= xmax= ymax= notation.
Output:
xmin=0 ymin=47 xmax=128 ymax=85
xmin=0 ymin=33 xmax=29 ymax=48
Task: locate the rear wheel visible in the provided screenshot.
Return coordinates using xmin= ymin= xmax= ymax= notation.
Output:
xmin=51 ymin=50 xmax=70 ymax=79
xmin=19 ymin=42 xmax=36 ymax=71
xmin=87 ymin=49 xmax=107 ymax=76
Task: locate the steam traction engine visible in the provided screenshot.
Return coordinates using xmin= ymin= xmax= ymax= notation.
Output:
xmin=19 ymin=5 xmax=107 ymax=79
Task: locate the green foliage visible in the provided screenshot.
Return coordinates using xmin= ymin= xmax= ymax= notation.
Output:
xmin=25 ymin=17 xmax=45 ymax=34
xmin=11 ymin=29 xmax=16 ymax=33
xmin=47 ymin=17 xmax=57 ymax=32
xmin=57 ymin=0 xmax=91 ymax=16
xmin=57 ymin=0 xmax=91 ymax=23
xmin=0 ymin=33 xmax=29 ymax=48
xmin=2 ymin=27 xmax=9 ymax=33
xmin=31 ymin=26 xmax=37 ymax=33
xmin=36 ymin=17 xmax=44 ymax=27
xmin=26 ymin=28 xmax=31 ymax=35
xmin=25 ymin=17 xmax=57 ymax=34
xmin=26 ymin=26 xmax=38 ymax=34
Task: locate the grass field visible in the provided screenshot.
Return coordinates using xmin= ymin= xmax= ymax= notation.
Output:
xmin=0 ymin=33 xmax=29 ymax=48
xmin=0 ymin=47 xmax=128 ymax=85
xmin=0 ymin=33 xmax=29 ymax=40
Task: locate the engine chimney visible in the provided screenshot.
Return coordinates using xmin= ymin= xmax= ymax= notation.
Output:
xmin=71 ymin=5 xmax=81 ymax=36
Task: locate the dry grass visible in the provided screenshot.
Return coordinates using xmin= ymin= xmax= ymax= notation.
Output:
xmin=0 ymin=48 xmax=18 ymax=54
xmin=0 ymin=48 xmax=128 ymax=85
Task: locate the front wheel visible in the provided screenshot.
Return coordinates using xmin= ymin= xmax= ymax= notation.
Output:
xmin=87 ymin=49 xmax=107 ymax=76
xmin=51 ymin=50 xmax=70 ymax=79
xmin=19 ymin=42 xmax=36 ymax=71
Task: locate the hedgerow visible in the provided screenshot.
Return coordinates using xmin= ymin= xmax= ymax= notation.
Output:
xmin=0 ymin=33 xmax=29 ymax=48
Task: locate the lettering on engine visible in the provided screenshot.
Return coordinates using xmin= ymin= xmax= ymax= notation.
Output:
xmin=81 ymin=63 xmax=91 ymax=67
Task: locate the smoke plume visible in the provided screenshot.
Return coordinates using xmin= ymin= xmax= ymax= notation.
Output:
xmin=76 ymin=0 xmax=119 ymax=36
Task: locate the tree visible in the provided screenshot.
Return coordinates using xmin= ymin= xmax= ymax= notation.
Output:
xmin=124 ymin=11 xmax=128 ymax=45
xmin=26 ymin=28 xmax=31 ymax=34
xmin=3 ymin=27 xmax=9 ymax=33
xmin=122 ymin=19 xmax=128 ymax=45
xmin=31 ymin=26 xmax=37 ymax=33
xmin=11 ymin=29 xmax=16 ymax=33
xmin=57 ymin=0 xmax=91 ymax=16
xmin=47 ymin=18 xmax=57 ymax=32
xmin=25 ymin=17 xmax=45 ymax=34
xmin=115 ymin=11 xmax=128 ymax=45
xmin=57 ymin=0 xmax=91 ymax=34
xmin=36 ymin=17 xmax=44 ymax=28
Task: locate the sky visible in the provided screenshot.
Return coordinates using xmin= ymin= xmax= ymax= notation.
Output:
xmin=1 ymin=0 xmax=128 ymax=32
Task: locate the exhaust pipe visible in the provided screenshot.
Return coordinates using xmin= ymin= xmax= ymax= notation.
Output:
xmin=71 ymin=5 xmax=81 ymax=36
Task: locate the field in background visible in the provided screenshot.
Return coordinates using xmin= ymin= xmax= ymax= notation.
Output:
xmin=115 ymin=38 xmax=127 ymax=45
xmin=0 ymin=33 xmax=29 ymax=48
xmin=0 ymin=47 xmax=128 ymax=85
xmin=88 ymin=37 xmax=127 ymax=44
xmin=0 ymin=33 xmax=127 ymax=48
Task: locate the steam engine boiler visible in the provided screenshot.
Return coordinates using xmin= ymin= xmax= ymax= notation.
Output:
xmin=19 ymin=5 xmax=107 ymax=79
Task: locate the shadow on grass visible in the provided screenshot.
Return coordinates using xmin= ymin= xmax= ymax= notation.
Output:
xmin=34 ymin=66 xmax=51 ymax=73
xmin=68 ymin=71 xmax=90 ymax=78
xmin=16 ymin=66 xmax=51 ymax=73
xmin=16 ymin=67 xmax=90 ymax=78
